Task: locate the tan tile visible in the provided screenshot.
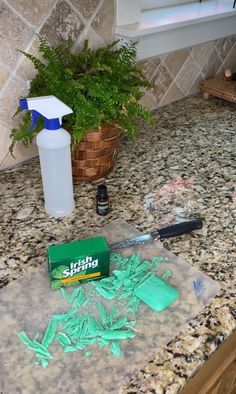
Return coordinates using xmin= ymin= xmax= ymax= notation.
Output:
xmin=216 ymin=35 xmax=236 ymax=61
xmin=91 ymin=0 xmax=115 ymax=43
xmin=0 ymin=2 xmax=33 ymax=68
xmin=140 ymin=91 xmax=158 ymax=110
xmin=7 ymin=0 xmax=56 ymax=27
xmin=0 ymin=66 xmax=10 ymax=89
xmin=138 ymin=57 xmax=161 ymax=81
xmin=150 ymin=63 xmax=173 ymax=104
xmin=0 ymin=77 xmax=27 ymax=128
xmin=201 ymin=49 xmax=222 ymax=80
xmin=175 ymin=56 xmax=199 ymax=94
xmin=187 ymin=73 xmax=203 ymax=96
xmin=164 ymin=48 xmax=191 ymax=77
xmin=40 ymin=0 xmax=84 ymax=46
xmin=1 ymin=143 xmax=38 ymax=170
xmin=70 ymin=0 xmax=101 ymax=20
xmin=0 ymin=124 xmax=12 ymax=165
xmin=160 ymin=82 xmax=184 ymax=106
xmin=192 ymin=41 xmax=215 ymax=68
xmin=221 ymin=42 xmax=236 ymax=73
xmin=73 ymin=28 xmax=104 ymax=53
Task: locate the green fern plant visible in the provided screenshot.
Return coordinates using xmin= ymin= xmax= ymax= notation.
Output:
xmin=10 ymin=36 xmax=153 ymax=154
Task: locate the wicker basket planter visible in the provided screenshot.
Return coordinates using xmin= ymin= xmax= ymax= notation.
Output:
xmin=200 ymin=77 xmax=236 ymax=103
xmin=71 ymin=124 xmax=121 ymax=181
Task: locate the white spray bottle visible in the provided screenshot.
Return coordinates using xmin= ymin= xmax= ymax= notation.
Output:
xmin=20 ymin=95 xmax=75 ymax=217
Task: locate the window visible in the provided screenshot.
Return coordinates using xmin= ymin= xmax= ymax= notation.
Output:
xmin=141 ymin=0 xmax=196 ymax=10
xmin=115 ymin=0 xmax=236 ymax=59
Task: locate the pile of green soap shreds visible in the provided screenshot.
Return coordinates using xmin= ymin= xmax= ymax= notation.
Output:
xmin=92 ymin=253 xmax=169 ymax=314
xmin=18 ymin=287 xmax=136 ymax=368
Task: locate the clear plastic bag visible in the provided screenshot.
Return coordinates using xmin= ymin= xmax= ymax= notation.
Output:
xmin=0 ymin=220 xmax=220 ymax=394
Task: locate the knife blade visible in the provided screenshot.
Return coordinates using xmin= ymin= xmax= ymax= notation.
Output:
xmin=110 ymin=219 xmax=203 ymax=251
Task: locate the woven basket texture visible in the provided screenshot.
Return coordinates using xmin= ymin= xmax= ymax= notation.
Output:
xmin=72 ymin=124 xmax=121 ymax=181
xmin=200 ymin=77 xmax=236 ymax=103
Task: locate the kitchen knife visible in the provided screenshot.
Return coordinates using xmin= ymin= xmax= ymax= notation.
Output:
xmin=110 ymin=219 xmax=203 ymax=251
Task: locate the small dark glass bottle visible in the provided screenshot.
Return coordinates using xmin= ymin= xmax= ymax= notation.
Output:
xmin=96 ymin=184 xmax=109 ymax=216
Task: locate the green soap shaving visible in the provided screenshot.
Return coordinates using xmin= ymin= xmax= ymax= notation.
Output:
xmin=29 ymin=343 xmax=53 ymax=359
xmin=41 ymin=359 xmax=49 ymax=368
xmin=18 ymin=333 xmax=53 ymax=361
xmin=98 ymin=338 xmax=110 ymax=347
xmin=97 ymin=329 xmax=135 ymax=340
xmin=68 ymin=287 xmax=81 ymax=303
xmin=124 ymin=320 xmax=137 ymax=331
xmin=19 ymin=252 xmax=175 ymax=367
xmin=87 ymin=315 xmax=101 ymax=337
xmin=73 ymin=289 xmax=87 ymax=306
xmin=33 ymin=332 xmax=39 ymax=341
xmin=55 ymin=332 xmax=72 ymax=347
xmin=42 ymin=319 xmax=58 ymax=348
xmin=18 ymin=331 xmax=33 ymax=346
xmin=134 ymin=273 xmax=179 ymax=312
xmin=85 ymin=351 xmax=92 ymax=357
xmin=112 ymin=317 xmax=127 ymax=330
xmin=162 ymin=270 xmax=172 ymax=279
xmin=110 ymin=342 xmax=121 ymax=357
xmin=79 ymin=319 xmax=88 ymax=338
xmin=52 ymin=313 xmax=68 ymax=323
xmin=60 ymin=287 xmax=68 ymax=300
xmin=118 ymin=289 xmax=133 ymax=300
xmin=93 ymin=252 xmax=171 ymax=315
xmin=126 ymin=296 xmax=140 ymax=314
xmin=94 ymin=284 xmax=116 ymax=300
xmin=110 ymin=253 xmax=123 ymax=264
xmin=152 ymin=256 xmax=166 ymax=268
xmin=64 ymin=345 xmax=78 ymax=353
xmin=97 ymin=302 xmax=108 ymax=326
xmin=107 ymin=304 xmax=116 ymax=325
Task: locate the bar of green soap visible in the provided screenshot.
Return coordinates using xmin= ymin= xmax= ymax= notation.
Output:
xmin=134 ymin=274 xmax=179 ymax=312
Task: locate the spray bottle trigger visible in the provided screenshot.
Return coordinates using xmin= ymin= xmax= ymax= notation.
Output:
xmin=31 ymin=110 xmax=41 ymax=130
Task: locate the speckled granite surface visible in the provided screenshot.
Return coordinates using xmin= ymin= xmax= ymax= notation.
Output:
xmin=0 ymin=96 xmax=235 ymax=393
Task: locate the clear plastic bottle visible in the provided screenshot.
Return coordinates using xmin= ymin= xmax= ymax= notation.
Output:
xmin=36 ymin=128 xmax=75 ymax=217
xmin=20 ymin=95 xmax=75 ymax=217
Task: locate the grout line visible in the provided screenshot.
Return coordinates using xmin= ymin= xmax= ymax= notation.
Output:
xmin=185 ymin=70 xmax=202 ymax=96
xmin=0 ymin=0 xmax=59 ymax=99
xmin=219 ymin=40 xmax=236 ymax=70
xmin=3 ymin=0 xmax=36 ymax=30
xmin=66 ymin=0 xmax=92 ymax=26
xmin=0 ymin=119 xmax=15 ymax=130
xmin=195 ymin=39 xmax=219 ymax=79
xmin=70 ymin=0 xmax=106 ymax=50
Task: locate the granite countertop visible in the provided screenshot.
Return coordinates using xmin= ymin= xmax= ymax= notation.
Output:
xmin=0 ymin=96 xmax=235 ymax=393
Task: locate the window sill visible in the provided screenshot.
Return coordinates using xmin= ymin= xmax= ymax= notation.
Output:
xmin=115 ymin=0 xmax=236 ymax=59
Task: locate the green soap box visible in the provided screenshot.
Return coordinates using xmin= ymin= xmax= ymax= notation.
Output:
xmin=47 ymin=236 xmax=110 ymax=290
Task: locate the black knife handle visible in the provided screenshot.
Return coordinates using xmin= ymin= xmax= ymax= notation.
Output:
xmin=158 ymin=219 xmax=203 ymax=239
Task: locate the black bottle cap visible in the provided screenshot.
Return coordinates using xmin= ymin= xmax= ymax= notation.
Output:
xmin=97 ymin=184 xmax=108 ymax=198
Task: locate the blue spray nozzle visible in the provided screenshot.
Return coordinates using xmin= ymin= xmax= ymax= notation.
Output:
xmin=20 ymin=99 xmax=41 ymax=130
xmin=19 ymin=98 xmax=28 ymax=110
xmin=19 ymin=95 xmax=73 ymax=131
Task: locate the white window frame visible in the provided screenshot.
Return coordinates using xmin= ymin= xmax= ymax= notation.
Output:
xmin=141 ymin=0 xmax=196 ymax=10
xmin=115 ymin=0 xmax=236 ymax=60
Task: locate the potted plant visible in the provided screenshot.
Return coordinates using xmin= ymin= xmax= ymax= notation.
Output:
xmin=10 ymin=36 xmax=152 ymax=181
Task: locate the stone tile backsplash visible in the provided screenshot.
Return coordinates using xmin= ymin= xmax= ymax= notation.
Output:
xmin=138 ymin=36 xmax=236 ymax=110
xmin=0 ymin=0 xmax=235 ymax=169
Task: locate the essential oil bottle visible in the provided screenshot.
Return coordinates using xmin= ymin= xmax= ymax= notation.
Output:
xmin=96 ymin=184 xmax=109 ymax=216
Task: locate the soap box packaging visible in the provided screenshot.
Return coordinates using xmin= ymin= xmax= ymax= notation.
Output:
xmin=47 ymin=236 xmax=110 ymax=290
